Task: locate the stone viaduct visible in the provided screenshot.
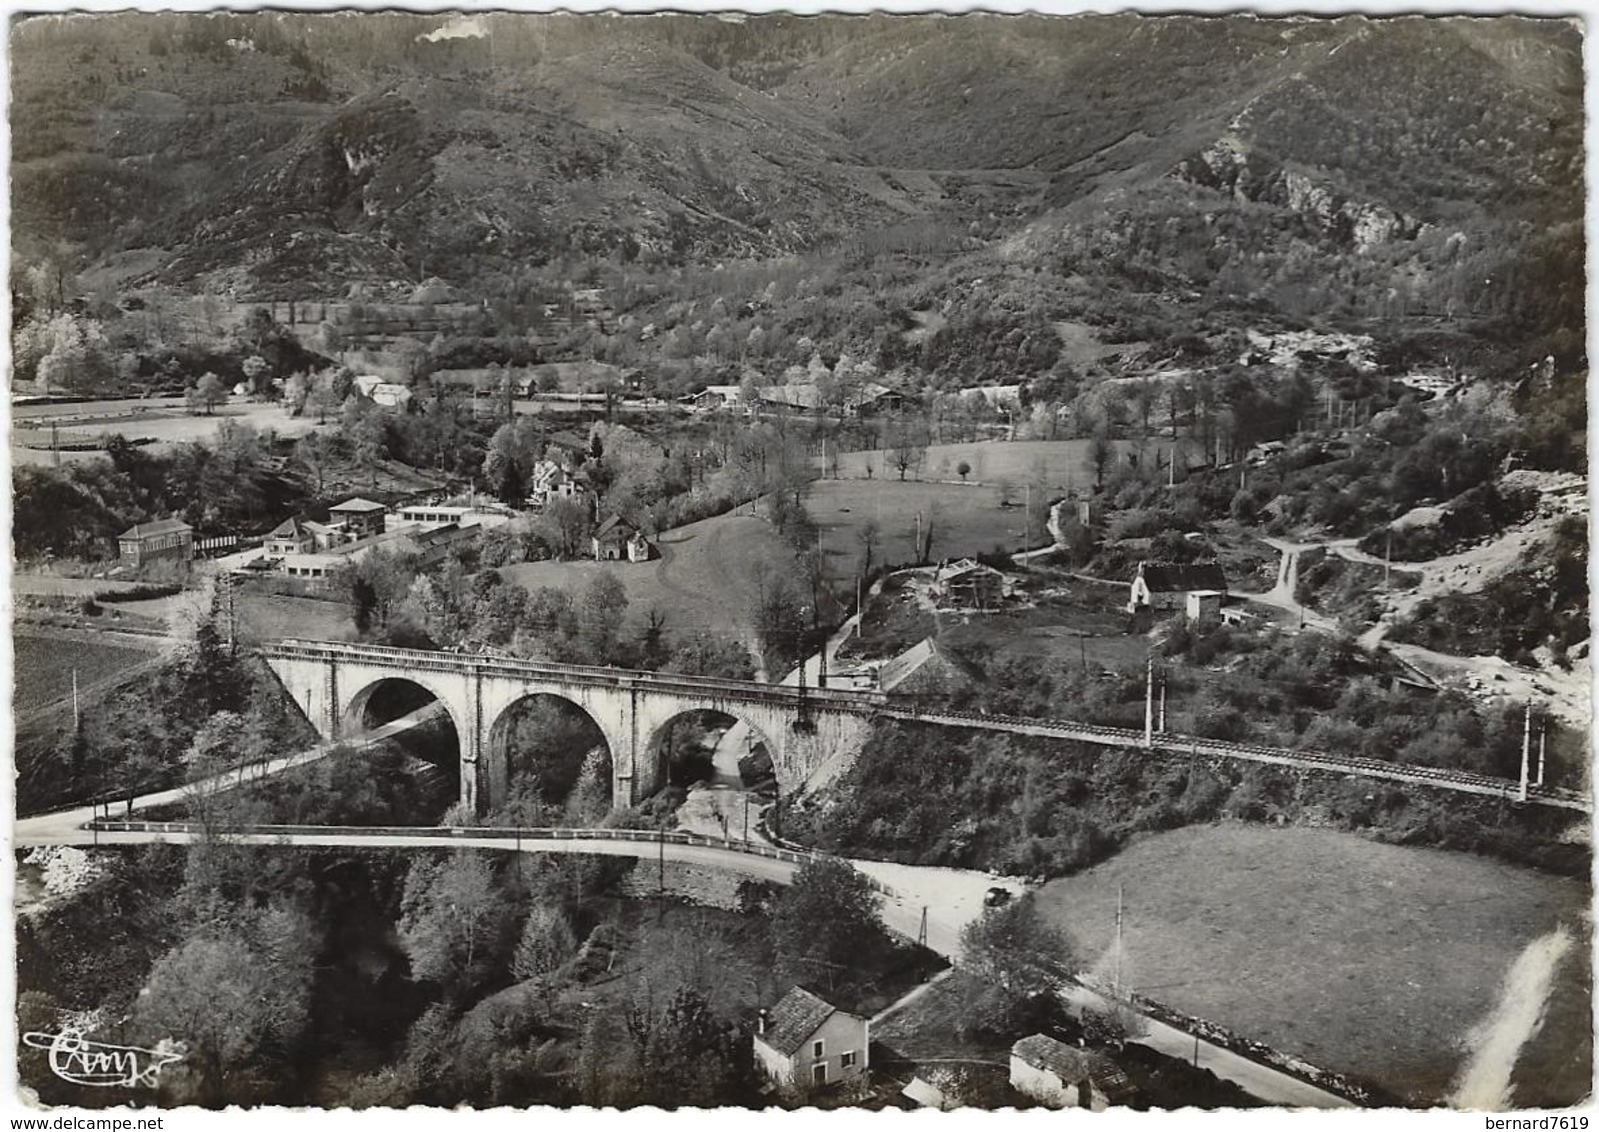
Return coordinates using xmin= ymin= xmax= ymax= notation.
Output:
xmin=261 ymin=639 xmax=881 ymax=814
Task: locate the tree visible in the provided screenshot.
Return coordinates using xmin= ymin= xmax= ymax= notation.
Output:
xmin=512 ymin=905 xmax=579 ymax=981
xmin=241 ymin=354 xmax=270 ymax=398
xmin=1088 ymin=429 xmax=1115 ymax=490
xmin=137 ymin=931 xmax=304 ymax=1105
xmin=187 ymin=372 xmax=227 ymax=416
xmin=398 ymin=851 xmax=516 ymax=998
xmin=772 ymin=858 xmax=885 ymax=992
xmin=957 ymin=460 xmax=972 ymax=482
xmin=535 ymin=496 xmax=593 ymax=560
xmin=294 ymin=432 xmax=335 ymax=496
xmin=578 ymin=572 xmax=629 ymax=663
xmin=956 ymin=896 xmax=1077 ymax=1039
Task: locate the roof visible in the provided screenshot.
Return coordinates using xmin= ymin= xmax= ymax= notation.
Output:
xmin=594 ymin=514 xmax=634 ymax=540
xmin=1010 ymin=1036 xmax=1134 ymax=1102
xmin=118 ymin=518 xmax=192 ymax=541
xmin=940 ymin=558 xmax=1004 ymax=583
xmin=331 ymin=497 xmax=387 ymax=514
xmin=1137 ymin=561 xmax=1227 ymax=593
xmin=878 ymin=637 xmax=983 ymax=694
xmin=267 ymin=517 xmax=309 ymax=539
xmin=759 ymin=384 xmax=823 ymax=410
xmin=759 ymin=987 xmax=847 ymax=1057
xmin=902 ymin=1076 xmax=950 ymax=1108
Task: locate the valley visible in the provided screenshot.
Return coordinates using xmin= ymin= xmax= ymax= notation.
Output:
xmin=8 ymin=9 xmax=1587 ymax=1118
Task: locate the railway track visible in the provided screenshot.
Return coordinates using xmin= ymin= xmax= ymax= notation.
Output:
xmin=881 ymin=707 xmax=1589 ymax=813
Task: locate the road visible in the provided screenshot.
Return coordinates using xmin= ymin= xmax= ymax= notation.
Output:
xmin=1059 ymin=983 xmax=1354 ymax=1109
xmin=14 ymin=809 xmax=1358 ymax=1107
xmin=13 ymin=705 xmax=441 ymax=839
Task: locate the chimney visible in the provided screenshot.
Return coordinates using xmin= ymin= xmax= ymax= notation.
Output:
xmin=757 ymin=1009 xmax=768 ymax=1036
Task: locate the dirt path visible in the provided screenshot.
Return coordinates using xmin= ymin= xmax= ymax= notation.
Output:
xmin=1449 ymin=925 xmax=1576 ymax=1110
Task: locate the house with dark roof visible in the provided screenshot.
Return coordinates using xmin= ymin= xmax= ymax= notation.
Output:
xmin=591 ymin=515 xmax=651 ymax=562
xmin=264 ymin=517 xmax=317 ymax=557
xmin=329 ymin=497 xmax=388 ymax=539
xmin=1127 ymin=560 xmax=1228 ymax=613
xmin=116 ymin=518 xmax=194 ymax=566
xmin=753 ymin=987 xmax=869 ymax=1092
xmin=1009 ymin=1035 xmax=1135 ymax=1110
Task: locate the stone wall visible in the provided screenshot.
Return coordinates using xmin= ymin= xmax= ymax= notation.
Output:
xmin=614 ymin=858 xmax=756 ymax=910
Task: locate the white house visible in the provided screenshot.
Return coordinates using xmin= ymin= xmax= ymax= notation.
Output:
xmin=1009 ymin=1035 xmax=1134 ymax=1110
xmin=1127 ymin=560 xmax=1229 ymax=613
xmin=753 ymin=986 xmax=869 ymax=1092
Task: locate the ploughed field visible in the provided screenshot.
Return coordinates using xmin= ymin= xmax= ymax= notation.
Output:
xmin=13 ymin=632 xmax=155 ymax=714
xmin=1034 ymin=824 xmax=1591 ymax=1107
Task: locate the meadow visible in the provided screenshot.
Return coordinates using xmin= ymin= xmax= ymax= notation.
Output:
xmin=831 ymin=437 xmax=1194 ymax=492
xmin=501 ymin=512 xmax=791 ymax=647
xmin=1034 ymin=824 xmax=1592 ymax=1107
xmin=13 ymin=632 xmax=157 ymax=714
xmin=11 ymin=398 xmax=331 ymax=467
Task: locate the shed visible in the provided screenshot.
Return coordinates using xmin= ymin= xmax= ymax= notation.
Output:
xmin=1009 ymin=1035 xmax=1135 ymax=1111
xmin=1127 ymin=560 xmax=1228 ymax=613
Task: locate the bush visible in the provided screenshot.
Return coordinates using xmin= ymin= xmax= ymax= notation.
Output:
xmin=94 ymin=582 xmax=183 ymax=603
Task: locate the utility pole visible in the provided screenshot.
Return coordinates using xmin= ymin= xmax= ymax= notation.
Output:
xmin=917 ymin=906 xmax=928 ymax=949
xmin=71 ymin=668 xmax=80 ymax=732
xmin=1384 ymin=531 xmax=1392 ymax=589
xmin=1536 ymin=721 xmax=1547 ymax=788
xmin=658 ymin=826 xmax=666 ymax=892
xmin=1519 ymin=703 xmax=1531 ymax=802
xmin=1144 ymin=656 xmax=1154 ymax=747
xmin=1114 ymin=882 xmax=1125 ymax=997
xmin=1158 ymin=673 xmax=1167 ymax=734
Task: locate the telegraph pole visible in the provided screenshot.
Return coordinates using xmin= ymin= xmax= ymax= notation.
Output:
xmin=1519 ymin=703 xmax=1531 ymax=802
xmin=1158 ymin=673 xmax=1167 ymax=734
xmin=1144 ymin=656 xmax=1155 ymax=747
xmin=71 ymin=668 xmax=80 ymax=731
xmin=1536 ymin=721 xmax=1547 ymax=788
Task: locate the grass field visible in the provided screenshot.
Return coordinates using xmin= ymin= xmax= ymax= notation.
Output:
xmin=1034 ymin=824 xmax=1592 ymax=1106
xmin=830 ymin=438 xmax=1186 ymax=491
xmin=501 ymin=511 xmax=792 ymax=648
xmin=838 ymin=563 xmax=1148 ymax=669
xmin=237 ymin=592 xmax=357 ymax=644
xmin=13 ymin=633 xmax=155 ymax=713
xmin=12 ymin=398 xmax=332 ymax=467
xmin=811 ymin=478 xmax=1040 ymax=582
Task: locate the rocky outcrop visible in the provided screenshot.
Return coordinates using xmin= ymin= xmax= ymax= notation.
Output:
xmin=1172 ymin=136 xmax=1423 ymax=252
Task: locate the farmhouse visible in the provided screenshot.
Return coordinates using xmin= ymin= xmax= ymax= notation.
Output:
xmin=329 ymin=497 xmax=389 ymax=539
xmin=1127 ymin=560 xmax=1229 ymax=613
xmin=117 ymin=518 xmax=194 ymax=566
xmin=591 ymin=515 xmax=651 ymax=562
xmin=753 ymin=987 xmax=869 ymax=1092
xmin=932 ymin=558 xmax=1011 ymax=610
xmin=688 ymin=384 xmax=743 ymax=412
xmin=1009 ymin=1035 xmax=1135 ymax=1111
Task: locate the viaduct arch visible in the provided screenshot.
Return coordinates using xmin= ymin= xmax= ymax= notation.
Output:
xmin=263 ymin=640 xmax=880 ymax=816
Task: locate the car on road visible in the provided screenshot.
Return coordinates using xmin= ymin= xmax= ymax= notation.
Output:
xmin=984 ymin=886 xmax=1012 ymax=908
